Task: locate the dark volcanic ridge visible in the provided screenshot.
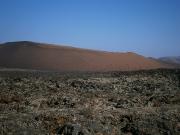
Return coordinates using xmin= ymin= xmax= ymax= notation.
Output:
xmin=0 ymin=41 xmax=168 ymax=71
xmin=158 ymin=56 xmax=180 ymax=68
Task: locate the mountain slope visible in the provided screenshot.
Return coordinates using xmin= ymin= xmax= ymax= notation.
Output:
xmin=0 ymin=41 xmax=167 ymax=71
xmin=158 ymin=56 xmax=180 ymax=65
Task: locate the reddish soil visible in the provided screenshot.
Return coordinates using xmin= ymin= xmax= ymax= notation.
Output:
xmin=0 ymin=41 xmax=167 ymax=71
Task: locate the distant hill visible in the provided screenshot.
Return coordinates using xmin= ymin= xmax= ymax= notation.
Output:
xmin=149 ymin=56 xmax=180 ymax=69
xmin=158 ymin=56 xmax=180 ymax=64
xmin=0 ymin=41 xmax=168 ymax=72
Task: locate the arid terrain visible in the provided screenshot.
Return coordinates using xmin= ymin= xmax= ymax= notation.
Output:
xmin=0 ymin=41 xmax=167 ymax=72
xmin=1 ymin=0 xmax=179 ymax=134
xmin=0 ymin=69 xmax=180 ymax=135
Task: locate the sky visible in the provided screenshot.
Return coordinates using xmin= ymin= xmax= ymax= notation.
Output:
xmin=0 ymin=0 xmax=179 ymax=57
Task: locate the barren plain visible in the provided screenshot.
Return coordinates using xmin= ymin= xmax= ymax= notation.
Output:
xmin=0 ymin=69 xmax=180 ymax=135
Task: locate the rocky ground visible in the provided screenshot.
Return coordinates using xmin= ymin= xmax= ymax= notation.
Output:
xmin=0 ymin=69 xmax=180 ymax=135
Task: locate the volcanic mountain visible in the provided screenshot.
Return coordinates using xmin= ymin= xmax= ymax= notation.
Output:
xmin=0 ymin=41 xmax=167 ymax=71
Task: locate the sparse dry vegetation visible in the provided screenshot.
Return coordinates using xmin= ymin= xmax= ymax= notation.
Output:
xmin=0 ymin=69 xmax=180 ymax=135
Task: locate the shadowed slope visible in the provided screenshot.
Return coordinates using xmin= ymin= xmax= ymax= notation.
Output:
xmin=0 ymin=41 xmax=166 ymax=71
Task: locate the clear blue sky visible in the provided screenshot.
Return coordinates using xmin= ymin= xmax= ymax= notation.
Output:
xmin=0 ymin=0 xmax=179 ymax=57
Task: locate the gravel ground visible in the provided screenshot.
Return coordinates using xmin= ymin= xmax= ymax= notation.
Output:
xmin=0 ymin=69 xmax=180 ymax=135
